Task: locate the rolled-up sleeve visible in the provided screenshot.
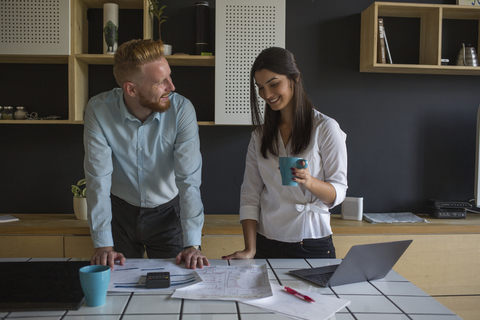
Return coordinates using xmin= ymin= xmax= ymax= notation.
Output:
xmin=239 ymin=133 xmax=263 ymax=222
xmin=320 ymin=118 xmax=348 ymax=208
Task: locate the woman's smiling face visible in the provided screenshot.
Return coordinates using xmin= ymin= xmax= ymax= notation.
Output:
xmin=254 ymin=68 xmax=295 ymax=113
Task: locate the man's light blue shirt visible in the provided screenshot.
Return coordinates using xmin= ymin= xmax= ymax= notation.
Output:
xmin=84 ymin=88 xmax=204 ymax=249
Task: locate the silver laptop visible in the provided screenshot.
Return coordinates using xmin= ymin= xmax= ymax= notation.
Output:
xmin=289 ymin=240 xmax=412 ymax=287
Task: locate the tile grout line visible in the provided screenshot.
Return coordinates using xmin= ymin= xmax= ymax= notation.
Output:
xmin=59 ymin=310 xmax=67 ymax=320
xmin=235 ymin=301 xmax=242 ymax=320
xmin=179 ymin=298 xmax=184 ymax=320
xmin=369 ymin=281 xmax=413 ymax=320
xmin=266 ymin=259 xmax=282 ymax=286
xmin=118 ymin=292 xmax=134 ymax=320
xmin=329 ymin=285 xmax=358 ymax=320
xmin=304 ymin=258 xmax=313 ymax=268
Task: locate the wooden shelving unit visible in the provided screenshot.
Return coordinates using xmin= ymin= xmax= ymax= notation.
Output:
xmin=360 ymin=2 xmax=480 ymax=75
xmin=0 ymin=0 xmax=215 ymax=125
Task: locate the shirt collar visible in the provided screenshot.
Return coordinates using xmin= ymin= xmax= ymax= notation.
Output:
xmin=118 ymin=92 xmax=162 ymax=124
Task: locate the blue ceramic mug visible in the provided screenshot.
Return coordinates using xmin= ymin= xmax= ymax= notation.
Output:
xmin=279 ymin=157 xmax=308 ymax=186
xmin=79 ymin=265 xmax=111 ymax=307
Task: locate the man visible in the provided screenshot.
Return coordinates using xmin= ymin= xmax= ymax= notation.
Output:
xmin=83 ymin=39 xmax=209 ymax=270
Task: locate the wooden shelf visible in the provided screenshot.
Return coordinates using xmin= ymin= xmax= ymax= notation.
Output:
xmin=197 ymin=121 xmax=216 ymax=126
xmin=78 ymin=0 xmax=143 ymax=9
xmin=360 ymin=2 xmax=480 ymax=75
xmin=362 ymin=63 xmax=480 ymax=75
xmin=0 ymin=120 xmax=71 ymax=124
xmin=75 ymin=54 xmax=114 ymax=65
xmin=0 ymin=55 xmax=69 ymax=64
xmin=75 ymin=54 xmax=215 ymax=66
xmin=166 ymin=55 xmax=215 ymax=67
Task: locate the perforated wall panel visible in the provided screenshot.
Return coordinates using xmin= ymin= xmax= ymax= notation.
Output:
xmin=215 ymin=0 xmax=285 ymax=125
xmin=0 ymin=0 xmax=70 ymax=55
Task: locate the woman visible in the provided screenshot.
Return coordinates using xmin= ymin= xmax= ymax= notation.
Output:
xmin=223 ymin=47 xmax=348 ymax=260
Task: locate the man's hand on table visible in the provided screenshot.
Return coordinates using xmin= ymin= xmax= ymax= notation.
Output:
xmin=91 ymin=246 xmax=126 ymax=269
xmin=175 ymin=247 xmax=210 ymax=269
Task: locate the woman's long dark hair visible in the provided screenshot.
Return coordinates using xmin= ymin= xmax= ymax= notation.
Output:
xmin=250 ymin=47 xmax=314 ymax=159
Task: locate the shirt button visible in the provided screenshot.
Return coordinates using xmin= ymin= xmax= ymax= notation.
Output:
xmin=139 ymin=147 xmax=143 ymax=151
xmin=139 ymin=167 xmax=143 ymax=171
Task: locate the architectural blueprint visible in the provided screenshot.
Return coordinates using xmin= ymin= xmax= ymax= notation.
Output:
xmin=108 ymin=258 xmax=202 ymax=293
xmin=171 ymin=264 xmax=272 ymax=300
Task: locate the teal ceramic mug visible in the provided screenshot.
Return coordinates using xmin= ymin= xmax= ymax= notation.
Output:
xmin=279 ymin=157 xmax=308 ymax=186
xmin=79 ymin=265 xmax=111 ymax=307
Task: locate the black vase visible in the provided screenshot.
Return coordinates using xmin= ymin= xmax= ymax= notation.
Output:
xmin=195 ymin=1 xmax=210 ymax=55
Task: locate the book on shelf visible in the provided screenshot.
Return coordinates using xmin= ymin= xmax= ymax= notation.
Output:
xmin=383 ymin=21 xmax=393 ymax=64
xmin=377 ymin=18 xmax=386 ymax=64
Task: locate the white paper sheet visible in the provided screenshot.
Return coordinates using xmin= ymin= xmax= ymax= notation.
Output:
xmin=240 ymin=284 xmax=351 ymax=320
xmin=363 ymin=212 xmax=428 ymax=224
xmin=108 ymin=258 xmax=202 ymax=293
xmin=171 ymin=264 xmax=272 ymax=300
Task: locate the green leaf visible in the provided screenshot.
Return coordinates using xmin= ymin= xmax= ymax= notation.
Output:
xmin=71 ymin=186 xmax=80 ymax=195
xmin=149 ymin=9 xmax=160 ymax=19
xmin=147 ymin=0 xmax=168 ymax=22
xmin=71 ymin=179 xmax=86 ymax=197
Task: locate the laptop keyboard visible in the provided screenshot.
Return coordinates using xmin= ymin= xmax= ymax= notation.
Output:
xmin=303 ymin=272 xmax=335 ymax=286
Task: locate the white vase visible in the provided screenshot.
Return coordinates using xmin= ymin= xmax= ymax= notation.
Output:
xmin=73 ymin=197 xmax=88 ymax=220
xmin=103 ymin=3 xmax=119 ymax=54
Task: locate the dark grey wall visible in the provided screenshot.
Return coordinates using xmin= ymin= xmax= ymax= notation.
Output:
xmin=1 ymin=0 xmax=479 ymax=215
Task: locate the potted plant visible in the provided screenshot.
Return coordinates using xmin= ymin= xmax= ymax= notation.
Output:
xmin=71 ymin=178 xmax=87 ymax=220
xmin=148 ymin=0 xmax=172 ymax=55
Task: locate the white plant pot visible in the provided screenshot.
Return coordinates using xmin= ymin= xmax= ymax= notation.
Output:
xmin=164 ymin=44 xmax=172 ymax=55
xmin=73 ymin=197 xmax=88 ymax=220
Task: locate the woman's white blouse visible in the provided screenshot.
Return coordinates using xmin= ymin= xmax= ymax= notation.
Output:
xmin=239 ymin=110 xmax=348 ymax=242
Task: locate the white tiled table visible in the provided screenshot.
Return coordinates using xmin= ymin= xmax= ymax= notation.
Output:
xmin=0 ymin=258 xmax=462 ymax=320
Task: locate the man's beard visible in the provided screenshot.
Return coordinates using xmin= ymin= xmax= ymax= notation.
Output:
xmin=138 ymin=91 xmax=171 ymax=113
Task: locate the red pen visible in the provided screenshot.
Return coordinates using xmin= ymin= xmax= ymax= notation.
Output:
xmin=284 ymin=286 xmax=315 ymax=303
